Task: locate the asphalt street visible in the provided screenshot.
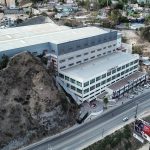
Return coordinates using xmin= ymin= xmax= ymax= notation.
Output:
xmin=21 ymin=91 xmax=150 ymax=150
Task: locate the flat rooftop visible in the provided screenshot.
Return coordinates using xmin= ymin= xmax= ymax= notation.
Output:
xmin=0 ymin=23 xmax=109 ymax=52
xmin=60 ymin=52 xmax=139 ymax=82
xmin=108 ymin=71 xmax=146 ymax=91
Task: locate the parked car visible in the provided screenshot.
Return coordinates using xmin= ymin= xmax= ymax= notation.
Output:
xmin=144 ymin=84 xmax=149 ymax=89
xmin=129 ymin=95 xmax=134 ymax=99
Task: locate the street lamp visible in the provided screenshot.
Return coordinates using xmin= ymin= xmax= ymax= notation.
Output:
xmin=135 ymin=103 xmax=138 ymax=119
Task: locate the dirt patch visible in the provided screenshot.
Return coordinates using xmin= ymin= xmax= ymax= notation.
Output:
xmin=0 ymin=52 xmax=78 ymax=149
xmin=120 ymin=29 xmax=150 ymax=56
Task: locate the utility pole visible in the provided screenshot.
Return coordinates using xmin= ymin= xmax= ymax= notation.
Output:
xmin=135 ymin=103 xmax=138 ymax=119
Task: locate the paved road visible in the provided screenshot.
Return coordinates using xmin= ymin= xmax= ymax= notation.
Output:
xmin=21 ymin=91 xmax=150 ymax=150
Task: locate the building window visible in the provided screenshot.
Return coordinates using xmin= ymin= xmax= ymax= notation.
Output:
xmin=77 ymin=45 xmax=81 ymax=48
xmin=84 ymin=88 xmax=89 ymax=94
xmin=122 ymin=65 xmax=125 ymax=69
xmin=113 ymin=44 xmax=116 ymax=46
xmin=101 ymin=80 xmax=106 ymax=85
xmin=107 ymin=71 xmax=111 ymax=76
xmin=103 ymin=47 xmax=106 ymax=49
xmin=76 ymin=55 xmax=81 ymax=58
xmin=96 ymin=76 xmax=101 ymax=81
xmin=71 ymin=85 xmax=75 ymax=91
xmin=117 ymin=73 xmax=120 ymax=77
xmin=96 ymin=83 xmax=100 ymax=88
xmin=107 ymin=78 xmax=111 ymax=82
xmin=60 ymin=66 xmax=66 ymax=69
xmin=84 ymin=95 xmax=89 ymax=98
xmin=90 ymin=78 xmax=95 ymax=84
xmin=68 ymin=57 xmax=74 ymax=60
xmin=112 ymin=69 xmax=116 ymax=74
xmin=76 ymin=61 xmax=81 ymax=64
xmin=126 ymin=63 xmax=129 ymax=68
xmin=69 ymin=47 xmax=73 ymax=51
xmin=117 ymin=67 xmax=121 ymax=71
xmin=107 ymin=51 xmax=111 ymax=54
xmin=98 ymin=39 xmax=101 ymax=43
xmin=121 ymin=71 xmax=125 ymax=75
xmin=70 ymin=78 xmax=75 ymax=83
xmin=77 ymin=88 xmax=82 ymax=94
xmin=84 ymin=52 xmax=88 ymax=55
xmin=67 ymin=83 xmax=70 ymax=87
xmin=84 ymin=43 xmax=88 ymax=47
xmin=59 ymin=73 xmax=64 ymax=79
xmin=90 ymin=85 xmax=95 ymax=91
xmin=59 ymin=59 xmax=65 ymax=63
xmin=84 ymin=58 xmax=88 ymax=61
xmin=103 ymin=52 xmax=106 ymax=55
xmin=91 ymin=50 xmax=95 ymax=53
xmin=91 ymin=56 xmax=95 ymax=59
xmin=96 ymin=89 xmax=100 ymax=92
xmin=97 ymin=49 xmax=102 ymax=51
xmin=97 ymin=54 xmax=101 ymax=57
xmin=91 ymin=41 xmax=95 ymax=45
xmin=65 ymin=76 xmax=69 ymax=81
xmin=84 ymin=81 xmax=89 ymax=87
xmin=134 ymin=60 xmax=138 ymax=64
xmin=102 ymin=74 xmax=106 ymax=79
xmin=77 ymin=81 xmax=82 ymax=87
xmin=108 ymin=45 xmax=112 ymax=48
xmin=69 ymin=63 xmax=74 ymax=66
xmin=134 ymin=65 xmax=138 ymax=69
xmin=130 ymin=61 xmax=134 ymax=66
xmin=112 ymin=75 xmax=116 ymax=80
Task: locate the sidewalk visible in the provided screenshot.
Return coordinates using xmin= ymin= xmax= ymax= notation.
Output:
xmin=82 ymin=86 xmax=150 ymax=122
xmin=138 ymin=143 xmax=149 ymax=150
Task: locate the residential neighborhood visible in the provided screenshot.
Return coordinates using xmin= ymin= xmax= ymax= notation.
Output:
xmin=0 ymin=0 xmax=150 ymax=150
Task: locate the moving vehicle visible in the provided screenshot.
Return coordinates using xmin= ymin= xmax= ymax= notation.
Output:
xmin=123 ymin=117 xmax=129 ymax=122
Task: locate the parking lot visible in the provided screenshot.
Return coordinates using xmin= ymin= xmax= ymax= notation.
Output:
xmin=115 ymin=81 xmax=150 ymax=106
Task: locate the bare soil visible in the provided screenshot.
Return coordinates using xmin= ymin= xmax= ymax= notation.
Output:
xmin=0 ymin=52 xmax=78 ymax=149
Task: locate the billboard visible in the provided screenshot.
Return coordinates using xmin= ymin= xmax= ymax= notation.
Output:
xmin=133 ymin=119 xmax=150 ymax=142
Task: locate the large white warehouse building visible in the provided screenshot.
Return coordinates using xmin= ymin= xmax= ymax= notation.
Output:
xmin=0 ymin=23 xmax=146 ymax=104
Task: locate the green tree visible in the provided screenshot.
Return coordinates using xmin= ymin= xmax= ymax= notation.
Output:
xmin=103 ymin=97 xmax=108 ymax=108
xmin=132 ymin=45 xmax=143 ymax=55
xmin=144 ymin=15 xmax=150 ymax=25
xmin=98 ymin=0 xmax=111 ymax=8
xmin=140 ymin=27 xmax=150 ymax=42
xmin=109 ymin=9 xmax=122 ymax=26
xmin=122 ymin=0 xmax=128 ymax=4
xmin=114 ymin=1 xmax=124 ymax=10
xmin=123 ymin=125 xmax=131 ymax=139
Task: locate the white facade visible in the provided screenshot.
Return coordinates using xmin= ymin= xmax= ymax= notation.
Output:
xmin=57 ymin=40 xmax=117 ymax=71
xmin=58 ymin=52 xmax=139 ymax=103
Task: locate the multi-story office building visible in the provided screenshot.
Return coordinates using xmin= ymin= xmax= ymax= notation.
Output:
xmin=0 ymin=23 xmax=146 ymax=104
xmin=58 ymin=52 xmax=144 ymax=104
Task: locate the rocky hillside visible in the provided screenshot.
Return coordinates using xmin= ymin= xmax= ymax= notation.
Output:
xmin=0 ymin=52 xmax=78 ymax=149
